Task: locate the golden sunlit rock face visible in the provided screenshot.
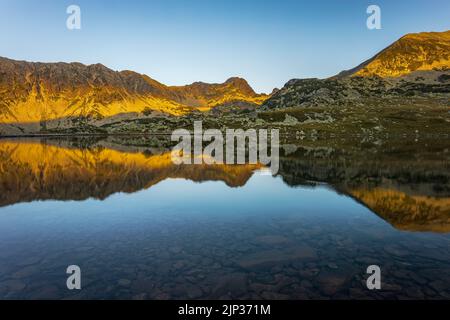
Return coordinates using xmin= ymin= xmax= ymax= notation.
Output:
xmin=351 ymin=30 xmax=450 ymax=78
xmin=0 ymin=58 xmax=269 ymax=123
xmin=0 ymin=140 xmax=262 ymax=207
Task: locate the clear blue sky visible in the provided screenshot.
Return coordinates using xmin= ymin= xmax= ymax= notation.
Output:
xmin=0 ymin=0 xmax=449 ymax=93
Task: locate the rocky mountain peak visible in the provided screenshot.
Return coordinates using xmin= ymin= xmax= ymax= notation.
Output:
xmin=336 ymin=30 xmax=450 ymax=78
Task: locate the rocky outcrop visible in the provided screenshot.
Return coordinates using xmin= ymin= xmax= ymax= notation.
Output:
xmin=263 ymin=71 xmax=450 ymax=110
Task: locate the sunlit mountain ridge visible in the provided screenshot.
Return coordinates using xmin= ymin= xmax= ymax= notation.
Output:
xmin=0 ymin=57 xmax=269 ymax=123
xmin=1 ymin=30 xmax=449 ymax=136
xmin=338 ymin=30 xmax=450 ymax=78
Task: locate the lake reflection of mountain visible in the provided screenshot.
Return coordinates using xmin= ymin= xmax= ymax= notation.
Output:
xmin=0 ymin=138 xmax=449 ymax=233
xmin=0 ymin=139 xmax=261 ymax=205
xmin=276 ymin=143 xmax=450 ymax=233
xmin=1 ymin=137 xmax=450 ymax=300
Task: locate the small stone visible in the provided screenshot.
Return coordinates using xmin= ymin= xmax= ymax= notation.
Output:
xmin=254 ymin=235 xmax=290 ymax=245
xmin=0 ymin=279 xmax=26 ymax=292
xmin=12 ymin=266 xmax=38 ymax=279
xmin=186 ymin=285 xmax=203 ymax=299
xmin=316 ymin=271 xmax=351 ymax=296
xmin=383 ymin=245 xmax=409 ymax=257
xmin=213 ymin=273 xmax=248 ymax=297
xmin=237 ymin=245 xmax=317 ymax=269
xmin=169 ymin=281 xmax=203 ymax=299
xmin=118 ymin=279 xmax=131 ymax=287
xmin=16 ymin=256 xmax=41 ymax=267
xmin=131 ymin=278 xmax=154 ymax=292
xmin=355 ymin=257 xmax=379 ymax=264
xmin=132 ymin=293 xmax=148 ymax=300
xmin=169 ymin=246 xmax=182 ymax=254
xmin=429 ymin=280 xmax=448 ymax=292
xmin=382 ymin=283 xmax=402 ymax=291
xmin=249 ymin=283 xmax=275 ymax=293
xmin=405 ymin=287 xmax=425 ymax=299
xmin=260 ymin=291 xmax=290 ymax=300
xmin=300 ymin=280 xmax=313 ymax=288
xmin=173 ymin=261 xmax=185 ymax=270
xmin=29 ymin=286 xmax=60 ymax=299
xmin=299 ymin=268 xmax=320 ymax=278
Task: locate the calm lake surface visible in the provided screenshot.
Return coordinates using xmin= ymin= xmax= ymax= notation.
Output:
xmin=0 ymin=136 xmax=449 ymax=299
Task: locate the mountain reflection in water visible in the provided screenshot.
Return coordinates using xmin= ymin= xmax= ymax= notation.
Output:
xmin=0 ymin=136 xmax=449 ymax=300
xmin=0 ymin=138 xmax=448 ymax=232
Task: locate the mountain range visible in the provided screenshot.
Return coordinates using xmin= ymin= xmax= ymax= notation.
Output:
xmin=0 ymin=30 xmax=449 ymax=135
xmin=264 ymin=30 xmax=449 ymax=110
xmin=0 ymin=57 xmax=268 ymax=123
